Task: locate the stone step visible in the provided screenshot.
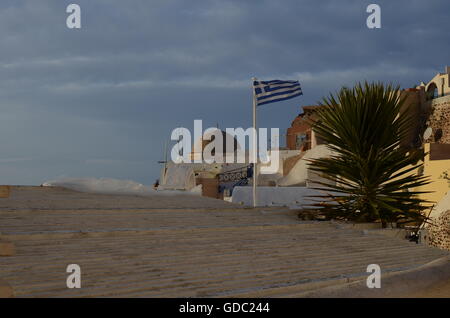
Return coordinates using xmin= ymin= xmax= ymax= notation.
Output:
xmin=3 ymin=226 xmax=447 ymax=297
xmin=1 ymin=186 xmax=448 ymax=297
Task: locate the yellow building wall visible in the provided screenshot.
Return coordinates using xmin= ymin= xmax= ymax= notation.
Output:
xmin=419 ymin=143 xmax=450 ymax=205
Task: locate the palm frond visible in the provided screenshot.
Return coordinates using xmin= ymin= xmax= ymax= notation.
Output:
xmin=307 ymin=82 xmax=431 ymax=226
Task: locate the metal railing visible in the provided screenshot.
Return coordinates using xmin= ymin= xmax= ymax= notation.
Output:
xmin=217 ymin=166 xmax=251 ymax=183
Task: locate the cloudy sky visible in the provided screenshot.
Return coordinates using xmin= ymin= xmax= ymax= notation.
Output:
xmin=0 ymin=0 xmax=449 ymax=185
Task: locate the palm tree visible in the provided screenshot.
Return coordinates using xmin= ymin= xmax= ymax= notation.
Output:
xmin=307 ymin=82 xmax=430 ymax=227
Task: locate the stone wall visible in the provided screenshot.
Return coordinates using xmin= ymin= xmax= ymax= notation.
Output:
xmin=426 ymin=95 xmax=450 ymax=144
xmin=426 ymin=210 xmax=450 ymax=251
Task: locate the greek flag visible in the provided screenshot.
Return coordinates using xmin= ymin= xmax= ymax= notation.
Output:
xmin=253 ymin=79 xmax=302 ymax=106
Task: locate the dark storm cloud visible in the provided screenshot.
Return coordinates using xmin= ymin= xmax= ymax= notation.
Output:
xmin=0 ymin=0 xmax=449 ymax=184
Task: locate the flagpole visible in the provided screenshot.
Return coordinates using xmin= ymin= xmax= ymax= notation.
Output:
xmin=249 ymin=78 xmax=302 ymax=207
xmin=251 ymin=77 xmax=258 ymax=207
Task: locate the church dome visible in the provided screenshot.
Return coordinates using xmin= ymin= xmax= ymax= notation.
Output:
xmin=191 ymin=128 xmax=241 ymax=161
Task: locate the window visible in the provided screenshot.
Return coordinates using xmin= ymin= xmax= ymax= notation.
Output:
xmin=296 ymin=133 xmax=311 ymax=150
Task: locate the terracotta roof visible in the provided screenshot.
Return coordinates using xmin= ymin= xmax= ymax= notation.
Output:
xmin=302 ymin=105 xmax=322 ymax=111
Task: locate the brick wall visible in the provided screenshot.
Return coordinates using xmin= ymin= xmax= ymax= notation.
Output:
xmin=286 ymin=116 xmax=312 ymax=151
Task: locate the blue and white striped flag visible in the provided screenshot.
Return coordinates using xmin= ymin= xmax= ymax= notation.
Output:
xmin=253 ymin=79 xmax=303 ymax=106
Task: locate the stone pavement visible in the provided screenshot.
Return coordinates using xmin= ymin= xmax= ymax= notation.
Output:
xmin=0 ymin=186 xmax=448 ymax=297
